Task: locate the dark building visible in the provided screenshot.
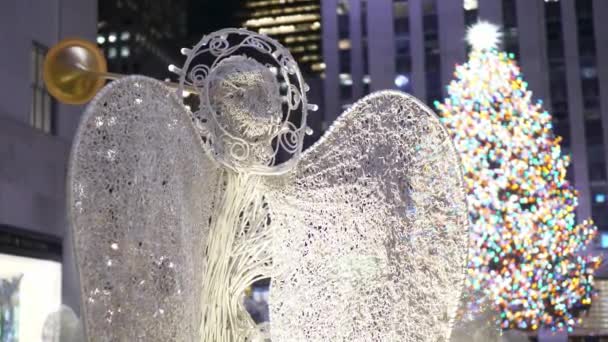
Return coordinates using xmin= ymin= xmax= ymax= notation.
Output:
xmin=97 ymin=0 xmax=188 ymax=80
xmin=239 ymin=0 xmax=323 ymax=75
xmin=186 ymin=0 xmax=243 ymax=43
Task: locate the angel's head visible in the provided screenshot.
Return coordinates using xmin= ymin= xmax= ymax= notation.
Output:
xmin=207 ymin=56 xmax=283 ymax=142
xmin=180 ymin=29 xmax=310 ymax=173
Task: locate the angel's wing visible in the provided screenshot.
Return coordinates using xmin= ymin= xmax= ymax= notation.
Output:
xmin=267 ymin=91 xmax=469 ymax=341
xmin=68 ymin=76 xmax=219 ymax=341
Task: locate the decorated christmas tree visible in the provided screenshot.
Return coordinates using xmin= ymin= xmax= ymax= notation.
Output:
xmin=435 ymin=22 xmax=601 ymax=332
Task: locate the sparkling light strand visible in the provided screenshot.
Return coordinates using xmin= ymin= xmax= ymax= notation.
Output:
xmin=435 ymin=47 xmax=601 ymax=332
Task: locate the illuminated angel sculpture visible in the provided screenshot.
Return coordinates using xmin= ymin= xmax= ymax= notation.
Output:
xmin=68 ymin=29 xmax=469 ymax=341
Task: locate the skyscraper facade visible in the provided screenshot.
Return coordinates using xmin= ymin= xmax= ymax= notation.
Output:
xmin=239 ymin=0 xmax=323 ymax=75
xmin=97 ymin=0 xmax=188 ymax=80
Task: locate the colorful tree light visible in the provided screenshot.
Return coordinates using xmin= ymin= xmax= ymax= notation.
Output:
xmin=435 ymin=22 xmax=601 ymax=331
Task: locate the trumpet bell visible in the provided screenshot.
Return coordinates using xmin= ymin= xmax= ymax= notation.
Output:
xmin=43 ymin=38 xmax=107 ymax=105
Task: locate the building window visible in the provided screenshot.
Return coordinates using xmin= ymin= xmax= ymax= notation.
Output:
xmin=423 ymin=0 xmax=441 ymax=105
xmin=340 ymin=84 xmax=353 ymax=100
xmin=554 ymin=121 xmax=571 ymax=147
xmin=339 ymin=49 xmax=351 ymax=74
xmin=562 ymin=146 xmax=575 ymax=185
xmin=338 ymin=39 xmax=351 ymax=50
xmin=337 ymin=0 xmax=349 ymax=39
xmin=361 ymin=0 xmax=370 ymax=95
xmin=601 ymin=233 xmax=608 ymax=248
xmin=394 ymin=0 xmax=410 ymax=35
xmin=464 ymin=0 xmax=478 ymax=27
xmin=30 ymin=42 xmax=56 ymax=135
xmin=502 ymin=0 xmax=518 ymax=57
xmin=339 ymin=74 xmax=353 ymax=101
xmin=544 ymin=1 xmax=569 ymax=149
xmin=120 ymin=46 xmax=130 ymax=58
xmin=120 ymin=31 xmax=131 ymax=41
xmin=394 ymin=0 xmax=412 ymax=93
xmin=576 ymin=0 xmax=605 ymax=182
xmin=337 ymin=0 xmax=351 ymax=100
xmin=339 ymin=73 xmax=353 ymax=86
xmin=362 ymin=74 xmax=371 ymax=95
xmin=108 ymin=47 xmax=117 ymax=59
xmin=340 ymin=72 xmax=353 ymax=100
xmin=592 ymin=186 xmax=608 ymax=232
xmin=463 ymin=0 xmax=478 ymax=11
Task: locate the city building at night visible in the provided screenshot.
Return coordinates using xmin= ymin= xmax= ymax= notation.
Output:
xmin=238 ymin=0 xmax=326 ymax=146
xmin=97 ymin=0 xmax=188 ymax=80
xmin=321 ymin=0 xmax=608 ymax=249
xmin=239 ymin=0 xmax=323 ymax=75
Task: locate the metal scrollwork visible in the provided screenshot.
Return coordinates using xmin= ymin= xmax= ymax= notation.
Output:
xmin=176 ymin=28 xmax=314 ymax=175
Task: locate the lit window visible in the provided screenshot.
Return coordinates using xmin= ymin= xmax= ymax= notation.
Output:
xmin=246 ymin=0 xmax=318 ymax=8
xmin=338 ymin=39 xmax=351 ymax=50
xmin=601 ymin=233 xmax=608 ymax=248
xmin=363 ymin=75 xmax=371 ymax=84
xmin=260 ymin=25 xmax=296 ymax=35
xmin=97 ymin=35 xmax=106 ymax=44
xmin=463 ymin=0 xmax=478 ymax=10
xmin=582 ymin=67 xmax=597 ymax=80
xmin=30 ymin=42 xmax=55 ymax=134
xmin=108 ymin=33 xmax=117 ymax=43
xmin=248 ymin=5 xmax=320 ymax=17
xmin=120 ymin=31 xmax=130 ymax=41
xmin=395 ymin=74 xmax=409 ymax=88
xmin=244 ymin=13 xmax=320 ymax=28
xmin=595 ymin=193 xmax=606 ymax=204
xmin=285 ymin=35 xmax=320 ymax=43
xmin=394 ymin=1 xmax=409 ymax=18
xmin=311 ymin=62 xmax=325 ymax=71
xmin=120 ymin=46 xmax=130 ymax=57
xmin=108 ymin=47 xmax=117 ymax=59
xmin=339 ymin=73 xmax=353 ymax=86
xmin=337 ymin=0 xmax=349 ymax=15
xmin=300 ymin=54 xmax=320 ymax=62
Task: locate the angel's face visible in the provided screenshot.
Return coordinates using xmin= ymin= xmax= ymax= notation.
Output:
xmin=207 ymin=56 xmax=283 ymax=142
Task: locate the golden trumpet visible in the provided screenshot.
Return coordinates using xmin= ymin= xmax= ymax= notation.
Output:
xmin=43 ymin=38 xmax=109 ymax=104
xmin=43 ymin=38 xmax=195 ymax=105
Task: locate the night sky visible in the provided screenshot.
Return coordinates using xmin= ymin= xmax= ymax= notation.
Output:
xmin=187 ymin=0 xmax=244 ymax=40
